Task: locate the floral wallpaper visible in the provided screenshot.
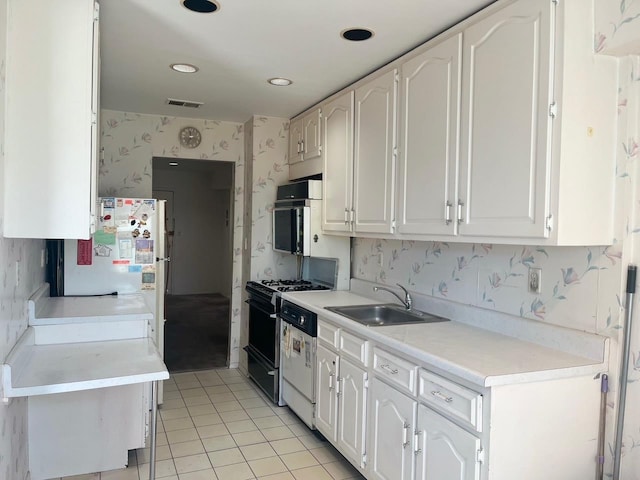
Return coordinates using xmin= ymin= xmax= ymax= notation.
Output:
xmin=595 ymin=0 xmax=640 ymax=54
xmin=248 ymin=116 xmax=296 ymax=282
xmin=100 ymin=110 xmax=246 ymax=367
xmin=353 ymin=54 xmax=640 ymax=478
xmin=0 ymin=0 xmax=46 ymax=478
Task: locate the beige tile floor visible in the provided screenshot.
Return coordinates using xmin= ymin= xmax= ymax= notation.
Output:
xmin=56 ymin=369 xmax=365 ymax=480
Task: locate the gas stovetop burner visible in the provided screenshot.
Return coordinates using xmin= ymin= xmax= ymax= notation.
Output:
xmin=276 ymin=284 xmax=330 ymax=292
xmin=249 ymin=279 xmax=331 ymax=294
xmin=261 ymin=279 xmax=313 ymax=287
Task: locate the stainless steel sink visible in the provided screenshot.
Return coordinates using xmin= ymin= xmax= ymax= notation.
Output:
xmin=324 ymin=304 xmax=450 ymax=327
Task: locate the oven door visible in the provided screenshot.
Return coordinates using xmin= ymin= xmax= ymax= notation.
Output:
xmin=273 ymin=206 xmax=310 ymax=255
xmin=247 ymin=295 xmax=279 ymax=366
xmin=244 ymin=345 xmax=279 ymax=404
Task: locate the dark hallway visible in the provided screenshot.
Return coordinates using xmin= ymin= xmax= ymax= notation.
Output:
xmin=164 ymin=293 xmax=230 ymax=372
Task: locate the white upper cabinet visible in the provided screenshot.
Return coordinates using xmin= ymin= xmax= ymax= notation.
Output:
xmin=458 ymin=0 xmax=553 ymax=239
xmin=322 ymin=91 xmax=355 ymax=233
xmin=353 ymin=69 xmax=398 ymax=235
xmin=4 ymin=0 xmax=99 ymax=239
xmin=289 ymin=109 xmax=323 ymax=180
xmin=397 ymin=34 xmax=462 ymax=236
xmin=315 ymin=0 xmax=616 ymax=245
xmin=302 ymin=109 xmax=322 ymax=161
xmin=456 ymin=0 xmax=617 ymax=244
xmin=289 ymin=118 xmax=304 ymax=165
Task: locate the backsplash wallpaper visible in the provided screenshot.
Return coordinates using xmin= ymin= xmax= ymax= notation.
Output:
xmin=354 ymin=55 xmax=640 ymax=477
xmin=99 ymin=110 xmax=246 ymax=367
xmin=0 ymin=0 xmax=45 ymax=477
xmin=596 ymin=0 xmax=640 ymax=55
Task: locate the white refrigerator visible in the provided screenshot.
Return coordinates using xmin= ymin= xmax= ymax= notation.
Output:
xmin=64 ymin=197 xmax=167 ymax=400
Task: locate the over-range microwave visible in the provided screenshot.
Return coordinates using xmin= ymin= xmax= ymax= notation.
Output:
xmin=273 ymin=180 xmax=321 ymax=256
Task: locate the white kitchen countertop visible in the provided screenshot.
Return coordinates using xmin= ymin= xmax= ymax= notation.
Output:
xmin=28 ymin=284 xmax=153 ymax=326
xmin=282 ymin=290 xmax=608 ymax=387
xmin=2 ymin=327 xmax=168 ymax=399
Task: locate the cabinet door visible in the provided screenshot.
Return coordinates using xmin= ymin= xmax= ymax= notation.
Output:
xmin=322 ymin=91 xmax=355 ymax=233
xmin=368 ymin=378 xmax=416 ymax=480
xmin=303 ymin=109 xmax=322 ymax=161
xmin=316 ymin=343 xmax=339 ymax=442
xmin=289 ymin=118 xmax=303 ymax=165
xmin=337 ymin=358 xmax=367 ymax=469
xmin=5 ymin=0 xmax=98 ymax=239
xmin=397 ymin=34 xmax=462 ymax=236
xmin=458 ymin=0 xmax=553 ymax=238
xmin=354 ymin=69 xmax=398 ymax=234
xmin=415 ymin=405 xmax=481 ymax=480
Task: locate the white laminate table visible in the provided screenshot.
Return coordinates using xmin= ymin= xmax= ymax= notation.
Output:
xmin=1 ymin=325 xmax=168 ymax=480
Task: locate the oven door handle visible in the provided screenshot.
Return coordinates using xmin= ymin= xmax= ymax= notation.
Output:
xmin=245 ymin=299 xmax=277 ymax=318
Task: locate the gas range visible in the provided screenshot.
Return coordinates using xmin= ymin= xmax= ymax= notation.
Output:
xmin=245 ymin=279 xmax=330 ymax=300
xmin=261 ymin=279 xmax=331 ymax=292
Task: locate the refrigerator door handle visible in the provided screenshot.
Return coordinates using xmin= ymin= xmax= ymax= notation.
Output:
xmin=156 ymin=257 xmax=170 ymax=262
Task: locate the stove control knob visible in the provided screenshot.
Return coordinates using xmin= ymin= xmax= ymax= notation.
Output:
xmin=300 ymin=316 xmax=306 ymax=325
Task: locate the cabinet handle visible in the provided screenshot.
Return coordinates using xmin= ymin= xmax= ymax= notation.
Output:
xmin=402 ymin=422 xmax=410 ymax=448
xmin=300 ymin=139 xmax=305 ymax=154
xmin=344 ymin=208 xmax=349 ymax=225
xmin=457 ymin=200 xmax=464 ymax=224
xmin=336 ymin=377 xmax=341 ymax=397
xmin=414 ymin=430 xmax=422 ymax=455
xmin=350 ymin=209 xmax=355 ymax=226
xmin=379 ymin=364 xmax=399 ymax=375
xmin=329 ymin=373 xmax=334 ymax=390
xmin=431 ymin=390 xmax=453 ymax=403
xmin=445 ymin=201 xmax=453 ymax=225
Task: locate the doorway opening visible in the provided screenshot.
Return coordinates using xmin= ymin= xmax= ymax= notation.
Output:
xmin=153 ymin=157 xmax=234 ymax=373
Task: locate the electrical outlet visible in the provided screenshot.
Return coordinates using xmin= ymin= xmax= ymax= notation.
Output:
xmin=528 ymin=267 xmax=542 ymax=294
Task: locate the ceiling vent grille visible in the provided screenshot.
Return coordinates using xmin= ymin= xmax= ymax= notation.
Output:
xmin=166 ymin=98 xmax=203 ymax=108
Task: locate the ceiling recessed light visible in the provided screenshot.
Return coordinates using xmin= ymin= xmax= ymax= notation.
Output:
xmin=181 ymin=0 xmax=219 ymax=13
xmin=169 ymin=162 xmax=179 ymax=166
xmin=170 ymin=63 xmax=199 ymax=73
xmin=268 ymin=77 xmax=292 ymax=86
xmin=341 ymin=28 xmax=374 ymax=41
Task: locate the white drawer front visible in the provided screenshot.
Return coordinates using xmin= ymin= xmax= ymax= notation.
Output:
xmin=339 ymin=330 xmax=369 ymax=366
xmin=372 ymin=348 xmax=417 ymax=395
xmin=418 ymin=370 xmax=483 ymax=432
xmin=318 ymin=320 xmax=340 ymax=349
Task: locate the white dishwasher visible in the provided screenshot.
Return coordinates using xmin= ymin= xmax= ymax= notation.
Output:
xmin=280 ymin=299 xmax=317 ymax=429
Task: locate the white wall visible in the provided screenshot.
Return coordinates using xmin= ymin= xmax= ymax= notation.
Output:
xmin=153 ymin=165 xmax=232 ymax=296
xmin=0 ymin=1 xmax=46 ymax=478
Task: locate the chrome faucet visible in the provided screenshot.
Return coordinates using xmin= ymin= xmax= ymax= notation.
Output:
xmin=373 ymin=283 xmax=413 ymax=310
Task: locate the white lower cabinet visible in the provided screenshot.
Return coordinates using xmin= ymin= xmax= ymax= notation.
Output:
xmin=415 ymin=405 xmax=481 ymax=480
xmin=313 ymin=320 xmax=599 ymax=480
xmin=316 ymin=343 xmax=339 ymax=441
xmin=316 ymin=340 xmax=368 ymax=469
xmin=337 ymin=357 xmax=368 ymax=467
xmin=368 ymin=377 xmax=416 ymax=480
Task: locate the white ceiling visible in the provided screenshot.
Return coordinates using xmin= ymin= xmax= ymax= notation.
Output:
xmin=99 ymin=0 xmax=495 ymax=123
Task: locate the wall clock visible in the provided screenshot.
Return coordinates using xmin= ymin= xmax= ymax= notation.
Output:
xmin=179 ymin=126 xmax=202 ymax=149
